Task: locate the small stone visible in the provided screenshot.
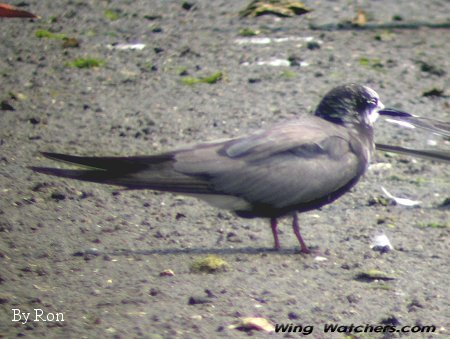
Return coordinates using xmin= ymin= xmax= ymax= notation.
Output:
xmin=288 ymin=311 xmax=299 ymax=320
xmin=159 ymin=269 xmax=175 ymax=277
xmin=1 ymin=100 xmax=15 ymax=111
xmin=50 ymin=192 xmax=66 ymax=201
xmin=0 ymin=293 xmax=11 ymax=304
xmin=85 ymin=248 xmax=100 ymax=256
xmin=355 ymin=269 xmax=396 ymax=282
xmin=380 ymin=315 xmax=401 ymax=326
xmin=346 ymin=294 xmax=361 ymax=304
xmin=226 ymin=232 xmax=242 ymax=243
xmin=407 ymin=298 xmax=424 ymax=312
xmin=248 ymin=78 xmax=261 ymax=84
xmin=422 ymin=88 xmax=444 ymax=97
xmin=440 ymin=197 xmax=450 ymax=209
xmin=188 ymin=296 xmax=211 ymax=305
xmin=149 ymin=288 xmax=159 ymax=296
xmin=62 ymin=37 xmax=80 ymax=48
xmin=175 ymin=213 xmax=186 ymax=220
xmin=182 ymin=2 xmax=195 ymax=11
xmin=204 ymin=289 xmax=216 ymax=298
xmin=417 ymin=61 xmax=446 ymax=77
xmin=307 ymin=41 xmax=321 ymax=50
xmin=229 ymin=317 xmax=275 ymax=333
xmin=288 ymin=55 xmax=303 ymax=67
xmin=371 ymin=233 xmax=393 ymax=253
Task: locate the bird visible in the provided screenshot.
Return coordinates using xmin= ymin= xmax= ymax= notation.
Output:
xmin=32 ymin=83 xmax=409 ymax=253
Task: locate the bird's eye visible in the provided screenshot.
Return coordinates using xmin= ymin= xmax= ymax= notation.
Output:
xmin=367 ymin=97 xmax=378 ymax=107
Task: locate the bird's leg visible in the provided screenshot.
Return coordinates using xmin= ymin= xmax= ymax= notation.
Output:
xmin=270 ymin=218 xmax=280 ymax=250
xmin=292 ymin=212 xmax=310 ymax=254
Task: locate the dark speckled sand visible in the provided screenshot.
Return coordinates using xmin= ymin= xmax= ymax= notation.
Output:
xmin=0 ymin=1 xmax=449 ymax=337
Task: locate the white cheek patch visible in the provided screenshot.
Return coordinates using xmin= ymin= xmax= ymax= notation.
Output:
xmin=368 ymin=110 xmax=380 ymax=124
xmin=363 ymin=86 xmax=383 ymax=125
xmin=367 ymin=100 xmax=383 ymax=124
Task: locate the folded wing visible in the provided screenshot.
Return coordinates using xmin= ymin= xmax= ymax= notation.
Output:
xmin=32 ymin=117 xmax=364 ymax=214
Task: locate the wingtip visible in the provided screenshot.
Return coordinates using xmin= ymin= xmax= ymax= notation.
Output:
xmin=30 ymin=166 xmax=107 ymax=182
xmin=40 ymin=151 xmax=54 ymax=157
xmin=40 ymin=152 xmax=69 ymax=160
xmin=29 ymin=166 xmax=64 ymax=176
xmin=38 ymin=152 xmax=97 ymax=167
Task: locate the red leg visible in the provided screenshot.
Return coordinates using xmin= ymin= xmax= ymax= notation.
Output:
xmin=270 ymin=218 xmax=280 ymax=250
xmin=292 ymin=212 xmax=310 ymax=254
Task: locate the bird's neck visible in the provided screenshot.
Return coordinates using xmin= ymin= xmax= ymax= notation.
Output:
xmin=349 ymin=122 xmax=375 ymax=167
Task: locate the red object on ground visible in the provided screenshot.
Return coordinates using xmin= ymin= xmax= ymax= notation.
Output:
xmin=0 ymin=3 xmax=37 ymax=18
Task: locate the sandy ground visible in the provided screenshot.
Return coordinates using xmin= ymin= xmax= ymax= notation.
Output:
xmin=0 ymin=1 xmax=449 ymax=338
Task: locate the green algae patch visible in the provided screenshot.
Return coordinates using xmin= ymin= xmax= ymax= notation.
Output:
xmin=66 ymin=57 xmax=105 ymax=69
xmin=181 ymin=71 xmax=223 ymax=85
xmin=104 ymin=9 xmax=120 ymax=21
xmin=35 ymin=29 xmax=67 ymax=40
xmin=240 ymin=0 xmax=311 ymax=18
xmin=416 ymin=221 xmax=449 ymax=229
xmin=238 ymin=28 xmax=260 ymax=36
xmin=190 ymin=255 xmax=230 ymax=273
xmin=359 ymin=57 xmax=383 ymax=70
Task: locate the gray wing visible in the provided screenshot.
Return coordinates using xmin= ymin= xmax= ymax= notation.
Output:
xmin=174 ymin=118 xmax=363 ymax=209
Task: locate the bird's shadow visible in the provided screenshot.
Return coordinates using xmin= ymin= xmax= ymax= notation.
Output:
xmin=102 ymin=246 xmax=306 ymax=257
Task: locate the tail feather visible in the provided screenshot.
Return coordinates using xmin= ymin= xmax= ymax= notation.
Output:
xmin=31 ymin=152 xmax=214 ymax=192
xmin=41 ymin=152 xmax=172 ymax=170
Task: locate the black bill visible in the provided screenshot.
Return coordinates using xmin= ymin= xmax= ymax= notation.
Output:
xmin=379 ymin=108 xmax=450 ymax=138
xmin=377 ymin=108 xmax=450 ymax=163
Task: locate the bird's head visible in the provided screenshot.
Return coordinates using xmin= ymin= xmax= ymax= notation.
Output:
xmin=314 ymin=83 xmax=384 ymax=128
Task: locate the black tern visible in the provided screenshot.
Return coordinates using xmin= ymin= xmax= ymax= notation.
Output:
xmin=32 ymin=83 xmax=443 ymax=253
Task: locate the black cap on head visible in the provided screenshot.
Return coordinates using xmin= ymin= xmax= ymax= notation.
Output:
xmin=315 ymin=84 xmax=382 ymax=126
